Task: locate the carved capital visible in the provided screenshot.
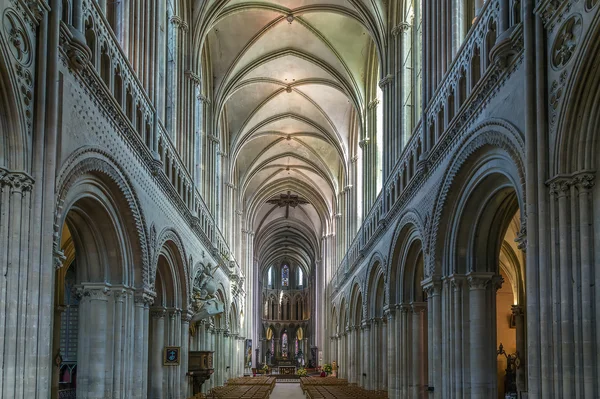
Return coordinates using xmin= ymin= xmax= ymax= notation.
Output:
xmin=422 ymin=277 xmax=442 ymax=297
xmin=359 ymin=138 xmax=370 ymax=149
xmin=466 ymin=273 xmax=496 ymax=290
xmin=411 ymin=302 xmax=427 ymax=313
xmin=75 ymin=284 xmax=111 ymax=301
xmin=0 ymin=167 xmax=34 ymax=193
xmin=574 ymin=173 xmax=595 ymax=190
xmin=185 ymin=70 xmax=202 ymax=86
xmin=511 ymin=304 xmax=524 ymax=317
xmin=170 ymin=16 xmax=189 ymax=31
xmin=378 ymin=74 xmax=394 ymax=89
xmin=151 ymin=308 xmax=167 ymax=319
xmin=134 ymin=290 xmax=155 ymax=307
xmin=548 ymin=176 xmax=572 ymax=197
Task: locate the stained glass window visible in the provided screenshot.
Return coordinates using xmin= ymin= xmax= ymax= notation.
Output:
xmin=295 ymin=338 xmax=299 ymax=356
xmin=282 ymin=332 xmax=288 ymax=358
xmin=282 ymin=264 xmax=289 ymax=287
xmin=271 ymin=339 xmax=274 ymax=356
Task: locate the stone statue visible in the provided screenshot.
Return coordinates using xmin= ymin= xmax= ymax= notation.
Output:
xmin=332 ymin=361 xmax=338 ymax=377
xmin=191 ymin=264 xmax=224 ymax=322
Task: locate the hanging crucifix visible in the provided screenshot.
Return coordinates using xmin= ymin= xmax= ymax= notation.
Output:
xmin=266 ymin=191 xmax=309 ymax=218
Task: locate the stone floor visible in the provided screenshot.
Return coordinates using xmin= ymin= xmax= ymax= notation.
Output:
xmin=270 ymin=382 xmax=304 ymax=399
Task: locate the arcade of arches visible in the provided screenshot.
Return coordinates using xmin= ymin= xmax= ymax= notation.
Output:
xmin=0 ymin=0 xmax=599 ymax=398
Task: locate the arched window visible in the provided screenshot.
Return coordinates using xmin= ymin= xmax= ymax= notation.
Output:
xmin=282 ymin=331 xmax=288 ymax=358
xmin=298 ymin=267 xmax=303 ymax=287
xmin=165 ymin=0 xmax=176 ymax=134
xmin=282 ymin=264 xmax=289 ymax=287
xmin=375 ymin=79 xmax=384 ymax=194
xmin=268 ymin=266 xmax=272 ymax=286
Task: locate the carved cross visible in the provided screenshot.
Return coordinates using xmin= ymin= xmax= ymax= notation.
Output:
xmin=266 ymin=191 xmax=309 ymax=218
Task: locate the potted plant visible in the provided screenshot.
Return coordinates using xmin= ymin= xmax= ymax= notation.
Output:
xmin=262 ymin=364 xmax=269 ymax=374
xmin=296 ymin=367 xmax=308 ymax=377
xmin=323 ymin=363 xmax=332 ymax=376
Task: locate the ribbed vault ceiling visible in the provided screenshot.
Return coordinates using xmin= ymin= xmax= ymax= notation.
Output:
xmin=197 ymin=0 xmax=383 ymax=275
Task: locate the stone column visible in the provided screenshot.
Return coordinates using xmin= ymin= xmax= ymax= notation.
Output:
xmin=76 ymin=285 xmax=111 ymax=399
xmin=386 ymin=308 xmax=398 ymax=397
xmin=224 ymin=330 xmax=231 ymax=383
xmin=423 ymin=279 xmax=442 ymax=398
xmin=149 ymin=308 xmax=166 ymax=399
xmin=382 ymin=318 xmax=388 ymax=389
xmin=0 ymin=170 xmax=34 ymax=399
xmin=362 ymin=321 xmax=371 ymax=389
xmin=133 ymin=291 xmax=152 ymax=399
xmin=412 ymin=302 xmax=427 ymax=399
xmin=111 ymin=288 xmax=127 ymax=399
xmin=467 ymin=273 xmax=495 ymax=399
xmin=181 ymin=311 xmax=192 ymax=398
xmin=511 ymin=305 xmax=526 ymax=392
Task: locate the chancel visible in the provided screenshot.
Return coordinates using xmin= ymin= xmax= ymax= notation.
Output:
xmin=0 ymin=0 xmax=599 ymax=399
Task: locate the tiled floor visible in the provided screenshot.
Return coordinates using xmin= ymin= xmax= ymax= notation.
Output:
xmin=270 ymin=382 xmax=304 ymax=399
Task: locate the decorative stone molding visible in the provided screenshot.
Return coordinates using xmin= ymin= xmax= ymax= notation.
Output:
xmin=185 ymin=70 xmax=202 ymax=86
xmin=549 ymin=70 xmax=568 ymax=125
xmin=134 ymin=290 xmax=155 ymax=307
xmin=0 ymin=167 xmax=34 ymax=193
xmin=551 ymin=14 xmax=583 ymax=69
xmin=60 ymin=23 xmax=93 ymax=71
xmin=511 ymin=304 xmax=524 ymax=317
xmin=150 ymin=308 xmax=167 ymax=319
xmin=367 ymin=99 xmax=380 ymax=110
xmin=466 ymin=273 xmax=496 ymax=290
xmin=75 ymin=284 xmax=112 ymax=301
xmin=411 ymin=302 xmax=427 ymax=313
xmin=54 ymin=151 xmax=150 ymax=286
xmin=378 ymin=74 xmax=394 ymax=89
xmin=515 ymin=222 xmax=527 ymax=252
xmin=358 ymin=138 xmax=370 ymax=149
xmin=169 ymin=16 xmax=189 ymax=31
xmin=391 ymin=22 xmax=411 ymax=36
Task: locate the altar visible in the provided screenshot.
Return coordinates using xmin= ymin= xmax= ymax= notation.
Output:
xmin=279 ymin=366 xmax=296 ymax=375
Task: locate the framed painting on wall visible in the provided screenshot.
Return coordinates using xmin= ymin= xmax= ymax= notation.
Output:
xmin=164 ymin=347 xmax=180 ymax=366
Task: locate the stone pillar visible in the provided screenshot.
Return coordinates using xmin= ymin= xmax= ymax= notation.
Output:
xmin=224 ymin=330 xmax=231 ymax=383
xmin=386 ymin=308 xmax=398 ymax=397
xmin=181 ymin=311 xmax=192 ymax=398
xmin=111 ymin=288 xmax=126 ymax=399
xmin=412 ymin=302 xmax=427 ymax=399
xmin=511 ymin=305 xmax=526 ymax=392
xmin=133 ymin=291 xmax=152 ymax=399
xmin=362 ymin=321 xmax=371 ymax=389
xmin=423 ymin=279 xmax=442 ymax=398
xmin=0 ymin=170 xmax=34 ymax=399
xmin=467 ymin=273 xmax=495 ymax=399
xmin=149 ymin=308 xmax=166 ymax=399
xmin=76 ymin=285 xmax=110 ymax=399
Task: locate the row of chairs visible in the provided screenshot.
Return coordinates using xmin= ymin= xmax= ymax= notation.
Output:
xmin=208 ymin=385 xmax=271 ymax=398
xmin=304 ymin=385 xmax=388 ymax=399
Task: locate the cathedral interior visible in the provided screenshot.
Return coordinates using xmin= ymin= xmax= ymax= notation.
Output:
xmin=0 ymin=0 xmax=599 ymax=398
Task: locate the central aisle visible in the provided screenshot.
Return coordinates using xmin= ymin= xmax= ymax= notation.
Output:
xmin=269 ymin=382 xmax=304 ymax=399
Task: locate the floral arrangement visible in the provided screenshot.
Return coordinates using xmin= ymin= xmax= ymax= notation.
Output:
xmin=323 ymin=363 xmax=332 ymax=374
xmin=296 ymin=367 xmax=308 ymax=377
xmin=262 ymin=364 xmax=269 ymax=373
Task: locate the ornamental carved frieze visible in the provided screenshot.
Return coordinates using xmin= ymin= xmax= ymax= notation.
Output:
xmin=551 ymin=14 xmax=582 ymax=70
xmin=2 ymin=8 xmax=33 ymax=66
xmin=549 ymin=70 xmax=568 ymax=125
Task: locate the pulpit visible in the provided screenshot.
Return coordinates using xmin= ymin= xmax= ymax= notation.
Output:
xmin=187 ymin=351 xmax=214 ymax=395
